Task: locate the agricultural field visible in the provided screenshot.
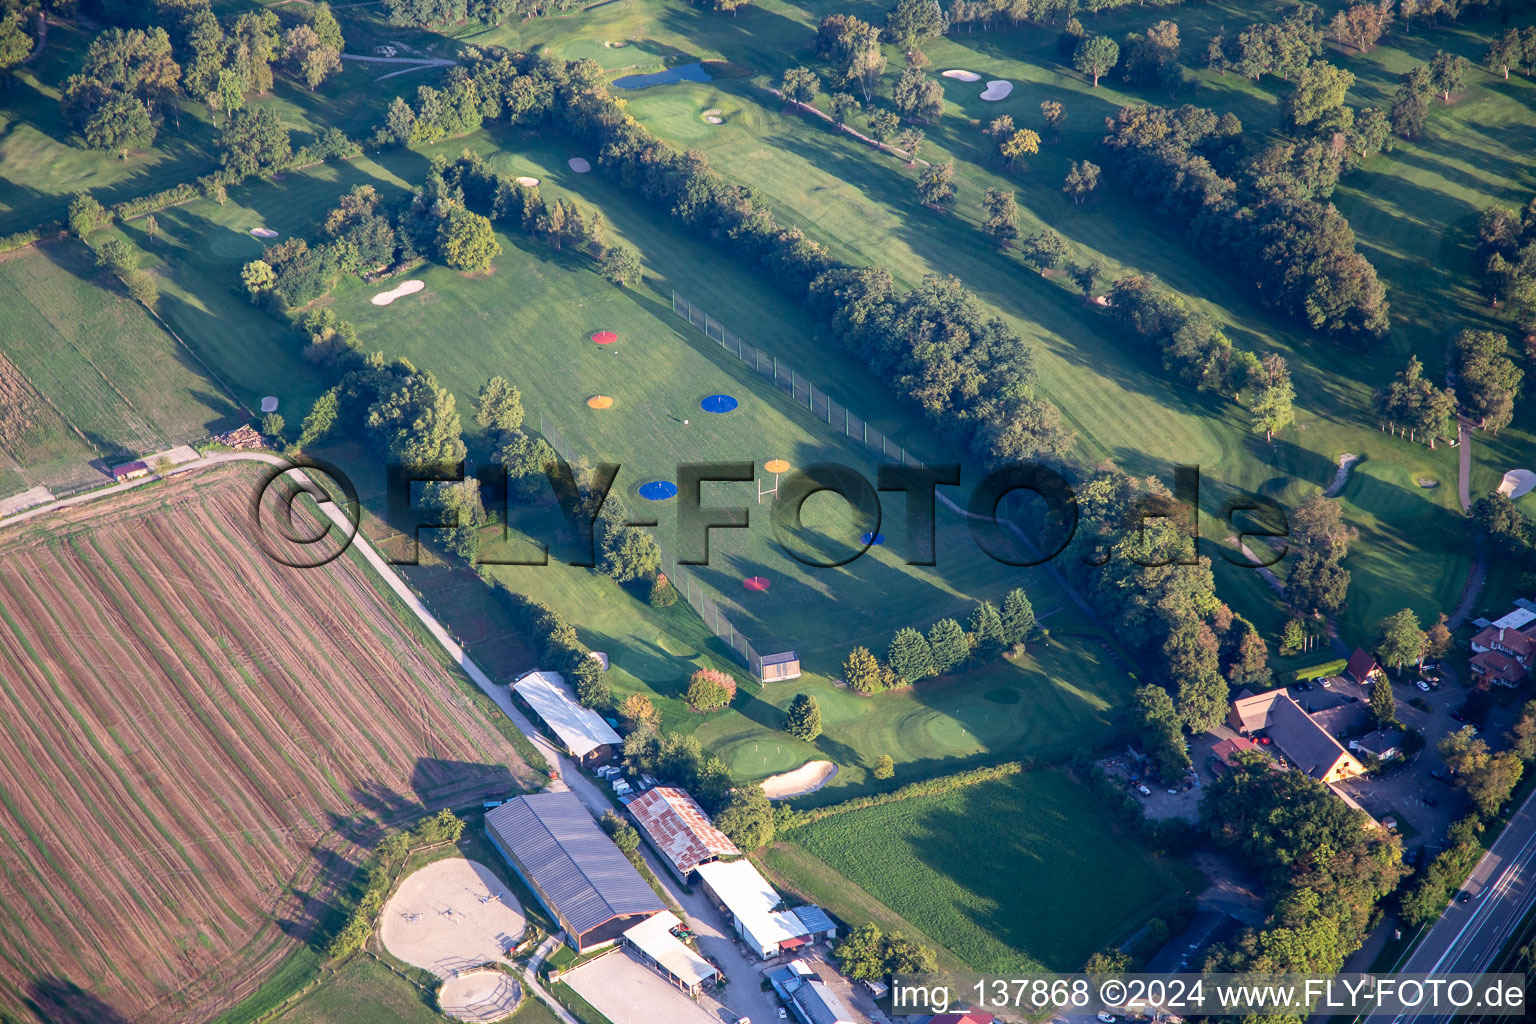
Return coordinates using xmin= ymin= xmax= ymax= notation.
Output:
xmin=0 ymin=239 xmax=241 ymax=497
xmin=0 ymin=465 xmax=532 ymax=1022
xmin=768 ymin=770 xmax=1202 ymax=972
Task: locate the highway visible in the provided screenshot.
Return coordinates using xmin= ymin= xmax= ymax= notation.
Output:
xmin=1368 ymin=785 xmax=1536 ymax=1024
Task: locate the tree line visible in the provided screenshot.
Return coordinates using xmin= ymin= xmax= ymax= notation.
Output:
xmin=1099 ymin=101 xmax=1390 ymax=341
xmin=59 ymin=0 xmax=344 ymax=157
xmin=388 ymin=48 xmax=1076 ymax=469
xmin=840 ymin=589 xmax=1035 ymax=695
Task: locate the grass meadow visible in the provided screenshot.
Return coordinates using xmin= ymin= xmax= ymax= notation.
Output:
xmin=0 ymin=238 xmax=241 ymax=496
xmin=768 ymin=770 xmax=1201 ymax=971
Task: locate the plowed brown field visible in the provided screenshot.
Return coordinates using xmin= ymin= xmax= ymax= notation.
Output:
xmin=0 ymin=465 xmax=532 ymax=1023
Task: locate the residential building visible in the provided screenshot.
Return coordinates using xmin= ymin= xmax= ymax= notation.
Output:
xmin=1350 ymin=729 xmax=1405 ymax=761
xmin=484 ymin=792 xmax=665 ymax=951
xmin=1228 ymin=688 xmax=1365 ymax=783
xmin=1346 ymin=648 xmax=1383 ymax=686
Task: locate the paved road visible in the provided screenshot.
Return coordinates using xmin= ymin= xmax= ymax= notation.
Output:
xmin=3 ymin=455 xmax=789 ymax=1024
xmin=1364 ymin=784 xmax=1536 ymax=1024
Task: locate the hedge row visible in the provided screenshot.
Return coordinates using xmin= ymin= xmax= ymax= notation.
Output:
xmin=779 ymin=761 xmax=1024 ymax=830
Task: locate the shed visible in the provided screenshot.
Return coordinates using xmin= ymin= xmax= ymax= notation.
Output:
xmin=792 ymin=904 xmax=837 ymax=942
xmin=111 ymin=460 xmax=150 ymax=482
xmin=622 ymin=910 xmax=718 ymax=994
xmin=513 ymin=670 xmax=622 ymax=762
xmin=758 ymin=650 xmax=801 ymax=682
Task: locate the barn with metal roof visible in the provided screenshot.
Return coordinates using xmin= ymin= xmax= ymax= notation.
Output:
xmin=627 ymin=786 xmax=740 ymax=880
xmin=485 ymin=792 xmax=665 ymax=951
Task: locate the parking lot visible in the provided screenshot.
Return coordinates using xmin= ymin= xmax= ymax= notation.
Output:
xmin=563 ymin=950 xmax=721 ymax=1024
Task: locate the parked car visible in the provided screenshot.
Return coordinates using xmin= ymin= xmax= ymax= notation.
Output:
xmin=1430 ymin=769 xmax=1448 ymax=782
xmin=1416 ymin=680 xmax=1431 ymax=692
xmin=1319 ymin=677 xmax=1332 ymax=687
xmin=1450 ymin=709 xmax=1467 ymax=723
xmin=1423 ymin=796 xmax=1440 ymax=808
xmin=778 ymin=1010 xmax=787 ymax=1020
xmin=1098 ymin=1014 xmax=1118 ymax=1023
xmin=1137 ymin=784 xmax=1151 ymax=796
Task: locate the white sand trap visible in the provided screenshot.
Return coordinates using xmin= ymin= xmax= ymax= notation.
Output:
xmin=942 ymin=69 xmax=982 ymax=82
xmin=568 ymin=157 xmax=592 ymax=173
xmin=249 ymin=227 xmax=278 ymax=238
xmin=1498 ymin=469 xmax=1536 ymax=499
xmin=259 ymin=396 xmax=279 ymax=413
xmin=514 ymin=176 xmax=539 ymax=187
xmin=380 ymin=859 xmax=525 ymax=978
xmin=1324 ymin=453 xmax=1360 ymax=497
xmin=761 ymin=759 xmax=837 ymax=800
xmin=589 ymin=651 xmax=610 ymax=670
xmin=439 ymin=970 xmax=521 ymax=1023
xmin=704 ymin=115 xmax=723 ymax=124
xmin=980 ymin=80 xmax=1013 ymax=101
xmin=372 ymin=279 xmax=425 ymax=306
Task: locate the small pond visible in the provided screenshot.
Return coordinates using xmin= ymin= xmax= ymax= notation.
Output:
xmin=612 ymin=61 xmax=713 ymax=89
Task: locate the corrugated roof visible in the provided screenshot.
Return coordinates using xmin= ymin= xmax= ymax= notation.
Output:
xmin=695 ymin=859 xmax=809 ymax=948
xmin=514 ymin=671 xmax=622 ymax=758
xmin=486 ymin=792 xmax=664 ymax=936
xmin=792 ymin=980 xmax=855 ymax=1024
xmin=623 ymin=910 xmax=717 ymax=988
xmin=792 ymin=905 xmax=836 ymax=934
xmin=761 ymin=651 xmax=798 ymax=665
xmin=628 ymin=787 xmax=740 ymax=875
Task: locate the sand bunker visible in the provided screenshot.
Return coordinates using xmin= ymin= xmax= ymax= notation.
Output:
xmin=1498 ymin=469 xmax=1536 ymax=499
xmin=514 ymin=176 xmax=539 ymax=187
xmin=761 ymin=759 xmax=837 ymax=800
xmin=705 ymin=115 xmax=724 ymax=124
xmin=381 ymin=859 xmax=525 ymax=978
xmin=259 ymin=396 xmax=279 ymax=413
xmin=250 ymin=227 xmax=279 ymax=238
xmin=941 ymin=69 xmax=982 ymax=82
xmin=589 ymin=651 xmax=610 ymax=670
xmin=1324 ymin=453 xmax=1360 ymax=497
xmin=439 ymin=970 xmax=520 ymax=1023
xmin=568 ymin=157 xmax=592 ymax=173
xmin=372 ymin=279 xmax=425 ymax=306
xmin=980 ymin=80 xmax=1013 ymax=101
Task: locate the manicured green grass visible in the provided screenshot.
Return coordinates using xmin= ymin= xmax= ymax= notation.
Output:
xmin=775 ymin=770 xmax=1200 ymax=972
xmin=0 ymin=9 xmax=425 ymax=237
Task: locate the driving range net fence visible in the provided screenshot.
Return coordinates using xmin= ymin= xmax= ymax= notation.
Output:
xmin=671 ymin=290 xmax=927 ymax=471
xmin=537 ymin=415 xmax=766 ymax=675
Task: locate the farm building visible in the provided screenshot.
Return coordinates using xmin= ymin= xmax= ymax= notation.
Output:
xmin=484 ymin=792 xmax=665 ymax=951
xmin=790 ymin=980 xmax=857 ymax=1024
xmin=513 ymin=670 xmax=622 ymax=763
xmin=768 ymin=960 xmax=815 ymax=1001
xmin=627 ymin=786 xmax=740 ymax=881
xmin=1228 ymin=688 xmax=1364 ymax=783
xmin=110 ymin=460 xmax=150 ymax=482
xmin=757 ymin=650 xmax=801 ymax=682
xmin=621 ymin=910 xmax=718 ymax=994
xmin=792 ymin=904 xmax=837 ymax=943
xmin=694 ymin=859 xmax=811 ymax=959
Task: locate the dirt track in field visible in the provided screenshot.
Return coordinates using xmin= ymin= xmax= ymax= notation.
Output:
xmin=0 ymin=466 xmax=533 ymax=1023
